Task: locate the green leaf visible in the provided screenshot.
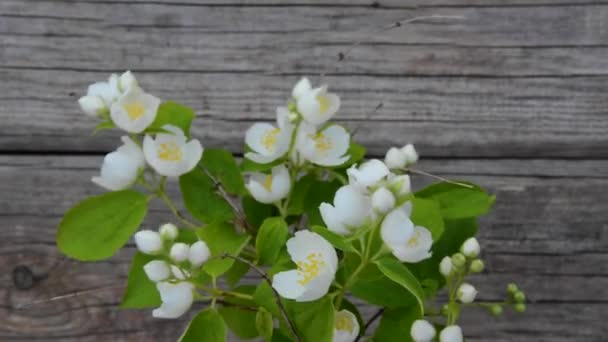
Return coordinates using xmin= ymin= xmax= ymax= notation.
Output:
xmin=350 ymin=264 xmax=418 ymax=308
xmin=180 ymin=308 xmax=226 ymax=342
xmin=256 ymin=307 xmax=274 ymax=340
xmin=373 ymin=305 xmax=421 ymax=342
xmin=285 ymin=297 xmax=335 ymax=342
xmin=147 ymin=101 xmax=194 ymax=137
xmin=225 ymin=259 xmax=250 ymax=288
xmin=342 ymin=142 xmax=366 ymax=168
xmin=256 ymin=217 xmax=289 ymax=265
xmin=243 ymin=195 xmax=277 ymax=230
xmin=410 ymin=197 xmax=444 ymax=240
xmin=180 ymin=168 xmax=234 ymax=224
xmin=287 ymin=174 xmax=318 ymax=215
xmin=311 ymin=225 xmax=357 ymax=253
xmin=201 ymin=148 xmax=246 ymax=195
xmin=416 ymin=182 xmax=495 ymax=219
xmin=303 ymin=179 xmax=342 ymax=226
xmin=375 ymin=257 xmax=425 ymax=315
xmin=197 ymin=222 xmax=250 ymax=277
xmin=92 ymin=120 xmax=116 ymax=134
xmin=219 ymin=306 xmax=259 ymax=339
xmin=120 ymin=252 xmax=161 ymax=308
xmin=253 ymin=282 xmax=281 ymax=318
xmin=57 ymin=190 xmax=147 ymax=261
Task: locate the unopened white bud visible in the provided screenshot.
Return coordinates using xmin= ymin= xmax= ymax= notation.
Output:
xmin=170 ymin=265 xmax=189 ymax=280
xmin=461 ymin=237 xmax=481 ymax=258
xmin=384 ymin=147 xmax=407 ymax=169
xmin=143 ymin=260 xmax=170 ymax=282
xmin=401 ymin=144 xmax=419 ymax=166
xmin=159 ymin=223 xmax=178 ymax=241
xmin=410 ymin=319 xmax=436 ymax=342
xmin=134 ymin=230 xmax=163 ymax=254
xmin=440 ymin=256 xmax=453 ymax=277
xmin=457 ymin=283 xmax=478 ymax=303
xmin=78 ymin=95 xmax=107 ymax=117
xmin=119 ymin=70 xmax=138 ymax=92
xmin=188 ymin=241 xmax=211 ymax=267
xmin=372 ymin=187 xmax=396 ymax=213
xmin=170 ymin=243 xmax=190 ymax=262
xmin=439 ymin=325 xmax=463 ymax=342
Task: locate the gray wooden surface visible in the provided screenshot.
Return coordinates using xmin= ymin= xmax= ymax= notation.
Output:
xmin=1 ymin=1 xmax=606 ymax=341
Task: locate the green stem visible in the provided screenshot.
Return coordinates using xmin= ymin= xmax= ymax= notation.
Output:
xmin=158 ymin=190 xmax=199 ymax=229
xmin=335 ymin=261 xmax=366 ymax=309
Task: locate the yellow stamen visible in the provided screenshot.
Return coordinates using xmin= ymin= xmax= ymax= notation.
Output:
xmin=317 ymin=94 xmax=330 ymax=114
xmin=334 ymin=312 xmax=355 ymax=333
xmin=263 ymin=174 xmax=273 ymax=192
xmin=124 ymin=102 xmax=145 ymax=121
xmin=313 ymin=133 xmax=333 ymax=156
xmin=261 ymin=128 xmax=280 ymax=151
xmin=407 ymin=230 xmax=421 ymax=247
xmin=296 ymin=253 xmax=326 ymax=286
xmin=158 ymin=142 xmax=183 ymax=161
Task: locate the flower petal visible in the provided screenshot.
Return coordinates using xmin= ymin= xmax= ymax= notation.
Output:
xmin=272 ymin=270 xmax=306 ymax=299
xmin=319 ymin=203 xmax=349 ymax=235
xmin=245 ymin=123 xmax=279 ymax=155
xmin=381 ymin=208 xmax=414 ymax=247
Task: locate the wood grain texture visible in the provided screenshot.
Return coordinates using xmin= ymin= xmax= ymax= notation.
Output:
xmin=1 ymin=156 xmax=607 ymax=340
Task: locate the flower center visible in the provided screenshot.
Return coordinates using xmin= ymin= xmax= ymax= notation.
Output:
xmin=263 ymin=174 xmax=273 ymax=192
xmin=313 ymin=133 xmax=333 ymax=155
xmin=124 ymin=102 xmax=145 ymax=121
xmin=334 ymin=312 xmax=355 ymax=333
xmin=158 ymin=142 xmax=183 ymax=161
xmin=296 ymin=252 xmax=326 ymax=286
xmin=261 ymin=128 xmax=281 ymax=152
xmin=317 ymin=94 xmax=330 ymax=114
xmin=407 ymin=230 xmax=421 ymax=247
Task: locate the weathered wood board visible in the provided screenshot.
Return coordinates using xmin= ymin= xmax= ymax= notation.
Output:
xmin=1 ymin=0 xmax=606 ymax=341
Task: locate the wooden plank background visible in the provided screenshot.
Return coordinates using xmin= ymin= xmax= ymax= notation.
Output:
xmin=1 ymin=0 xmax=607 ymax=341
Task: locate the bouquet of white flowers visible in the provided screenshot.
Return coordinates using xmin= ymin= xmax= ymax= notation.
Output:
xmin=57 ymin=72 xmax=525 ymax=342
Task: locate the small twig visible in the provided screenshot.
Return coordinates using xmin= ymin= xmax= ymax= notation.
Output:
xmin=351 ymin=102 xmax=383 ymax=138
xmin=221 ymin=253 xmax=302 ymax=342
xmin=408 ymin=168 xmax=474 ymax=189
xmin=15 ymin=284 xmax=123 ymax=309
xmin=355 ymin=308 xmax=385 ymax=342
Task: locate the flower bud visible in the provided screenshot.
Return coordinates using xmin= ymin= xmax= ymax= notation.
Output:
xmin=401 ymin=144 xmax=419 ymax=166
xmin=171 ymin=265 xmax=189 ymax=280
xmin=469 ymin=259 xmax=485 ymax=273
xmin=457 ymin=283 xmax=478 ymax=303
xmin=384 ymin=147 xmax=407 ymax=169
xmin=78 ymin=95 xmax=107 ymax=117
xmin=188 ymin=241 xmax=211 ymax=267
xmin=134 ymin=230 xmax=163 ymax=254
xmin=159 ymin=223 xmax=178 ymax=241
xmin=507 ymin=283 xmax=519 ymax=294
xmin=514 ymin=303 xmax=526 ymax=313
xmin=410 ymin=319 xmax=436 ymax=342
xmin=119 ymin=70 xmax=138 ymax=92
xmin=439 ymin=325 xmax=463 ymax=342
xmin=461 ymin=237 xmax=480 ymax=258
xmin=288 ymin=111 xmax=299 ymax=123
xmin=514 ymin=291 xmax=526 ymax=303
xmin=451 ymin=253 xmax=466 ymax=268
xmin=440 ymin=256 xmax=453 ymax=277
xmin=143 ymin=260 xmax=170 ymax=282
xmin=372 ymin=187 xmax=396 ymax=213
xmin=490 ymin=304 xmax=503 ymax=316
xmin=388 ymin=174 xmax=411 ymax=196
xmin=170 ymin=243 xmax=190 ymax=262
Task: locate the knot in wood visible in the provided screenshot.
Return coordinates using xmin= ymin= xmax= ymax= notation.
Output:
xmin=12 ymin=265 xmax=35 ymax=290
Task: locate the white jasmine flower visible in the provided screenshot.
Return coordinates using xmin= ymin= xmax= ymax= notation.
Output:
xmin=294 ymin=123 xmax=350 ymax=166
xmin=319 ymin=185 xmax=373 ymax=236
xmin=159 ymin=223 xmax=178 ymax=241
xmin=143 ymin=260 xmax=170 ymax=282
xmin=347 ymin=159 xmax=390 ymax=190
xmin=381 ymin=203 xmax=433 ymax=263
xmin=272 ymin=231 xmax=338 ymax=302
xmin=152 ymin=281 xmax=194 ymax=319
xmin=78 ymin=74 xmax=120 ymax=117
xmin=439 ymin=325 xmax=463 ymax=342
xmin=92 ymin=136 xmax=145 ymax=191
xmin=461 ymin=237 xmax=481 ymax=258
xmin=143 ymin=125 xmax=203 ymax=177
xmin=332 ymin=309 xmax=360 ymax=342
xmin=111 ymin=86 xmax=160 ymax=133
xmin=170 ymin=243 xmax=190 ymax=262
xmin=134 ymin=230 xmax=163 ymax=255
xmin=383 ymin=144 xmax=418 ymax=169
xmin=457 ymin=283 xmax=478 ymax=303
xmin=78 ymin=96 xmax=107 ymax=117
xmin=188 ymin=241 xmax=211 ymax=267
xmin=245 ymin=107 xmax=294 ymax=164
xmin=440 ymin=256 xmax=454 ymax=277
xmin=296 ymin=84 xmax=340 ymax=125
xmin=410 ymin=320 xmax=436 ymax=342
xmin=246 ymin=164 xmax=291 ymax=204
xmin=371 ymin=187 xmax=396 ymax=214
xmin=292 ymin=77 xmax=312 ymax=100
